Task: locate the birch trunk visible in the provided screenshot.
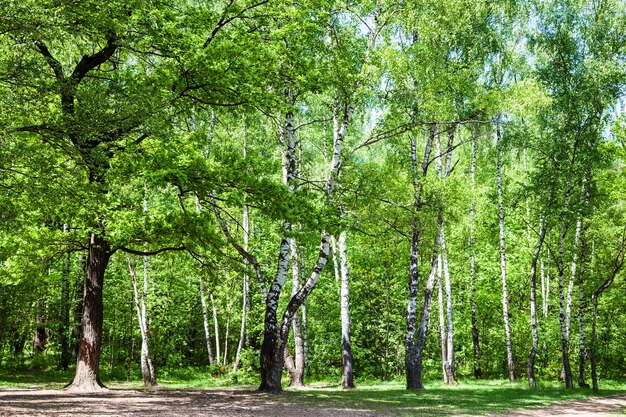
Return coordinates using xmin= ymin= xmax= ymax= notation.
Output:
xmin=577 ymin=234 xmax=589 ymax=388
xmin=558 ymin=188 xmax=574 ymax=388
xmin=210 ymin=293 xmax=220 ymax=366
xmin=527 ymin=213 xmax=547 ymax=388
xmin=496 ymin=121 xmax=515 ymax=383
xmin=259 ymin=88 xmax=333 ymax=393
xmin=199 ymin=277 xmax=214 ymax=366
xmin=442 ymin=230 xmax=456 ymax=383
xmin=413 ymin=234 xmax=442 ymax=390
xmin=469 ymin=134 xmax=481 ymax=379
xmin=232 ymin=142 xmax=249 ymax=374
xmin=578 ymin=182 xmax=591 ymax=388
xmin=223 ymin=298 xmax=232 ymax=367
xmin=565 ymin=217 xmax=582 ymax=343
xmin=284 ymin=238 xmax=305 ymax=387
xmin=127 ymin=257 xmax=156 ymax=386
xmin=406 ymin=124 xmax=436 ymax=390
xmin=590 ymin=293 xmax=600 ymax=392
xmin=541 ymin=255 xmax=547 ymax=318
xmin=437 ymin=254 xmax=448 ymax=384
xmin=338 ymin=231 xmax=355 ymax=388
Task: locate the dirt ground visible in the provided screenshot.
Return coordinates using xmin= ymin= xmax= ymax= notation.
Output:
xmin=0 ymin=387 xmax=392 ymax=417
xmin=0 ymin=388 xmax=624 ymax=417
xmin=488 ymin=393 xmax=626 ymax=417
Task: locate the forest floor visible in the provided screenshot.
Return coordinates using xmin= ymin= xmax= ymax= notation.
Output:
xmin=0 ymin=386 xmax=625 ymax=417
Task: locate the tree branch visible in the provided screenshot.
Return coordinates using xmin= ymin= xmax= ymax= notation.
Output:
xmin=118 ymin=245 xmax=186 ymax=256
xmin=209 ymin=192 xmax=268 ymax=299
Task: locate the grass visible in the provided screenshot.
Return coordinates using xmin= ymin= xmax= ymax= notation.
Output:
xmin=0 ymin=366 xmax=624 ymax=416
xmin=283 ymin=379 xmax=626 ymax=416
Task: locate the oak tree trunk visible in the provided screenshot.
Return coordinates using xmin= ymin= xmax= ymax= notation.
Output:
xmin=66 ymin=233 xmax=111 ymax=392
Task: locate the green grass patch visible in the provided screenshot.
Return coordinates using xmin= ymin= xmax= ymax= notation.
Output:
xmin=281 ymin=379 xmax=626 ymax=416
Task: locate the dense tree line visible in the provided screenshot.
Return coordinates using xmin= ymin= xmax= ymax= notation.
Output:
xmin=1 ymin=0 xmax=625 ymax=394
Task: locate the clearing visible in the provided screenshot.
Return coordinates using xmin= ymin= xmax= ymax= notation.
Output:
xmin=0 ymin=386 xmax=625 ymax=417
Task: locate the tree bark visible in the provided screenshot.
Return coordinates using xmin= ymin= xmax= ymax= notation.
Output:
xmin=496 ymin=121 xmax=515 ymax=383
xmin=34 ymin=298 xmax=46 ymax=353
xmin=233 ymin=116 xmax=249 ymax=374
xmin=437 ymin=254 xmax=448 ymax=384
xmin=210 ymin=292 xmax=221 ymax=366
xmin=589 ymin=229 xmax=626 ymax=392
xmin=528 ymin=213 xmax=547 ymax=388
xmin=199 ymin=276 xmax=214 ymax=366
xmin=577 ymin=233 xmax=589 ymax=388
xmin=442 ymin=231 xmax=456 ymax=383
xmin=406 ymin=124 xmax=436 ymax=390
xmin=469 ymin=133 xmax=481 ymax=379
xmin=339 ymin=231 xmax=355 ymax=388
xmin=412 ymin=234 xmax=442 ymax=390
xmin=558 ymin=188 xmax=574 ymax=389
xmin=127 ymin=257 xmax=157 ymax=386
xmin=59 ymin=232 xmax=72 ymax=370
xmin=66 ymin=233 xmax=111 ymax=392
xmin=284 ymin=238 xmax=305 ymax=387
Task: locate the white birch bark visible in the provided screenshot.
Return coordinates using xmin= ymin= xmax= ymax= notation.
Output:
xmin=223 ymin=298 xmax=232 ymax=367
xmin=331 ymin=235 xmax=340 ymax=283
xmin=565 ymin=216 xmax=582 ymax=341
xmin=406 ymin=124 xmax=436 ymax=390
xmin=127 ymin=257 xmax=156 ymax=386
xmin=470 ymin=132 xmax=481 ymax=379
xmin=210 ymin=292 xmax=220 ymax=365
xmin=233 ymin=118 xmax=249 ymax=372
xmin=199 ymin=277 xmax=214 ymax=366
xmin=527 ymin=212 xmax=547 ymax=388
xmin=339 ymin=231 xmax=354 ymax=388
xmin=558 ymin=188 xmax=574 ymax=388
xmin=541 ymin=256 xmax=547 ymax=318
xmin=496 ymin=121 xmax=515 ymax=383
xmin=437 ymin=254 xmax=448 ymax=384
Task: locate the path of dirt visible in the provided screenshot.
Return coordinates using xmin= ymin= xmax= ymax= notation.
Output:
xmin=0 ymin=387 xmax=390 ymax=417
xmin=0 ymin=388 xmax=624 ymax=416
xmin=487 ymin=393 xmax=626 ymax=417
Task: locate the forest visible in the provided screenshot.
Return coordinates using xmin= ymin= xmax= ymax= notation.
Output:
xmin=1 ymin=0 xmax=626 ymax=402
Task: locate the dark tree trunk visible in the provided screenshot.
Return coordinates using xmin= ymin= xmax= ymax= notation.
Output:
xmin=34 ymin=300 xmax=46 ymax=353
xmin=72 ymin=255 xmax=85 ymax=360
xmin=259 ymin=290 xmax=286 ymax=393
xmin=59 ymin=249 xmax=71 ymax=369
xmin=67 ymin=233 xmax=112 ymax=392
xmin=590 ymin=294 xmax=599 ymax=392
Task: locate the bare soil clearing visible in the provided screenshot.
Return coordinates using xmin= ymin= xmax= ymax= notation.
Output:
xmin=487 ymin=393 xmax=626 ymax=417
xmin=0 ymin=387 xmax=624 ymax=416
xmin=0 ymin=387 xmax=391 ymax=417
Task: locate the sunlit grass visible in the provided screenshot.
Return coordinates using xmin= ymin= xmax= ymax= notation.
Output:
xmin=283 ymin=379 xmax=626 ymax=416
